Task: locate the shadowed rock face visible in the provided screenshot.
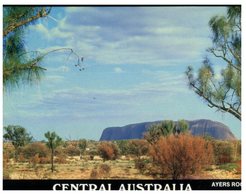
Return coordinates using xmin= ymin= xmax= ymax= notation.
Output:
xmin=99 ymin=119 xmax=236 ymax=141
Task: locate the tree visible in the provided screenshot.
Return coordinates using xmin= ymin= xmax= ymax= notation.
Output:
xmin=3 ymin=7 xmax=51 ymax=89
xmin=149 ymin=134 xmax=214 ymax=179
xmin=3 ymin=6 xmax=82 ymax=90
xmin=161 ymin=120 xmax=175 ymax=136
xmin=144 ymin=124 xmax=163 ymax=144
xmin=186 ymin=6 xmax=241 ymax=120
xmin=44 ymin=131 xmax=63 ymax=172
xmin=3 ymin=125 xmax=33 ymax=160
xmin=144 ymin=120 xmax=189 ymax=143
xmin=144 ymin=120 xmax=174 ymax=144
xmin=78 ymin=139 xmax=87 ymax=159
xmin=3 ymin=6 xmax=51 ymax=37
xmin=176 ymin=119 xmax=189 ymax=134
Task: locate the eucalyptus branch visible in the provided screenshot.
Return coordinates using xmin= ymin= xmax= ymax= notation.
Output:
xmin=208 ymin=48 xmax=240 ymax=72
xmin=226 ymin=42 xmax=241 ymax=66
xmin=186 ymin=6 xmax=241 ymax=121
xmin=189 ymin=81 xmax=241 ymax=120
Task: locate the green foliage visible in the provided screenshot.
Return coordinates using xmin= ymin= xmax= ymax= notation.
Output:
xmin=211 ymin=140 xmax=234 ymax=164
xmin=161 ymin=120 xmax=175 ymax=136
xmin=44 ymin=131 xmax=63 ymax=150
xmin=176 ymin=119 xmax=189 ymax=134
xmin=186 ymin=6 xmax=241 ymax=120
xmin=116 ymin=139 xmax=149 ymax=157
xmin=144 ymin=120 xmax=189 ymax=144
xmin=3 ymin=125 xmax=33 ymax=147
xmin=44 ymin=131 xmax=63 ymax=172
xmin=127 ymin=140 xmax=149 ymax=157
xmin=3 ymin=6 xmax=51 ymax=90
xmin=218 ymin=163 xmax=238 ymax=172
xmin=116 ymin=140 xmax=129 ymax=155
xmin=144 ymin=120 xmax=174 ymax=144
xmin=3 ymin=125 xmax=33 ymax=159
xmin=144 ymin=124 xmax=163 ymax=144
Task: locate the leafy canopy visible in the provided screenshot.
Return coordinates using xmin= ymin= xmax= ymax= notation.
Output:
xmin=144 ymin=120 xmax=189 ymax=144
xmin=3 ymin=125 xmax=33 ymax=149
xmin=186 ymin=6 xmax=241 ymax=120
xmin=44 ymin=131 xmax=63 ymax=150
xmin=3 ymin=6 xmax=83 ymax=91
xmin=3 ymin=7 xmax=51 ymax=90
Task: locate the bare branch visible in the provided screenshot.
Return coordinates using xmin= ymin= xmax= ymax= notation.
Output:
xmin=226 ymin=42 xmax=241 ymax=65
xmin=208 ymin=48 xmax=240 ymax=72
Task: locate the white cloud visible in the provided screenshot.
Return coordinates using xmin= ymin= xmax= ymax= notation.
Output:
xmin=49 ymin=65 xmax=70 ymax=73
xmin=26 ymin=7 xmax=228 ymax=68
xmin=28 ymin=7 xmax=228 ymax=68
xmin=30 ymin=22 xmax=72 ymax=40
xmin=44 ymin=75 xmax=65 ymax=82
xmin=33 ymin=23 xmax=49 ymax=35
xmin=114 ymin=67 xmax=124 ymax=73
xmin=146 ymin=26 xmax=193 ymax=35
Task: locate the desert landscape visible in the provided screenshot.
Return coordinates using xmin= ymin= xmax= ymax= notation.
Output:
xmin=3 ymin=132 xmax=241 ymax=180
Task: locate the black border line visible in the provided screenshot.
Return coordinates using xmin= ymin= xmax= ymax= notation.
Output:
xmin=2 ymin=4 xmax=241 ymax=7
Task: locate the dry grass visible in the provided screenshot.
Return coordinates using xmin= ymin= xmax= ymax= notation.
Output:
xmin=6 ymin=155 xmax=152 ymax=179
xmin=5 ymin=155 xmax=240 ymax=179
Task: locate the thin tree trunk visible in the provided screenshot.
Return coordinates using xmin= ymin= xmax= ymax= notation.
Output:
xmin=51 ymin=148 xmax=54 ymax=172
xmin=14 ymin=147 xmax=19 ymax=162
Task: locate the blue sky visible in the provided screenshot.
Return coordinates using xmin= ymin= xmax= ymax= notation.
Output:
xmin=3 ymin=6 xmax=241 ymax=140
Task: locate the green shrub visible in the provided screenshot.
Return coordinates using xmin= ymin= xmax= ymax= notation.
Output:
xmin=212 ymin=140 xmax=234 ymax=164
xmin=116 ymin=140 xmax=129 ymax=155
xmin=128 ymin=140 xmax=149 ymax=157
xmin=218 ymin=163 xmax=238 ymax=171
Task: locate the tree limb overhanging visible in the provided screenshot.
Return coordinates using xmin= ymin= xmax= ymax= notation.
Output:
xmin=186 ymin=68 xmax=241 ymax=120
xmin=3 ymin=7 xmax=51 ymax=37
xmin=185 ymin=6 xmax=241 ymax=121
xmin=3 ymin=7 xmax=83 ymax=90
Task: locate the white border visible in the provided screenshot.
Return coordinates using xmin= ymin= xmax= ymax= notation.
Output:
xmin=1 ymin=0 xmax=245 ymax=194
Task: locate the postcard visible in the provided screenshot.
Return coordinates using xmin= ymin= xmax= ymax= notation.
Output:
xmin=2 ymin=4 xmax=241 ymax=191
